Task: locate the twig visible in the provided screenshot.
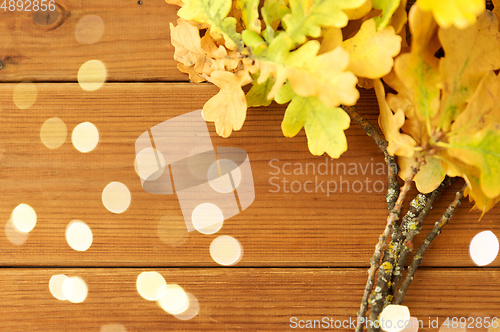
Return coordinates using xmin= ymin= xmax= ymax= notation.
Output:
xmin=393 ymin=183 xmax=466 ymax=304
xmin=342 ymin=105 xmax=404 ymax=332
xmin=341 ymin=105 xmax=400 ymax=213
xmin=390 ymin=177 xmax=453 ymax=295
xmin=368 ymin=193 xmax=428 ymax=319
xmin=366 ymin=157 xmax=421 ymax=331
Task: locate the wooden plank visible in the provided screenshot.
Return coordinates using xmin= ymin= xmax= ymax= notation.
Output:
xmin=0 ymin=268 xmax=499 ymax=331
xmin=0 ymin=83 xmax=499 ymax=267
xmin=0 ymin=0 xmax=186 ymax=82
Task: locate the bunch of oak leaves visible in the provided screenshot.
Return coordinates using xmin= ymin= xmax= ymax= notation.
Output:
xmin=167 ymin=0 xmax=500 ymax=330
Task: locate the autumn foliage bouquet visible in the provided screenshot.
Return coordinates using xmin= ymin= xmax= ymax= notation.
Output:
xmin=165 ymin=0 xmax=500 ymax=330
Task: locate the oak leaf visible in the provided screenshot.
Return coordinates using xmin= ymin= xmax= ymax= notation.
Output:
xmin=442 ymin=152 xmax=500 ymax=215
xmin=202 ymin=70 xmax=253 ymax=137
xmin=282 ymin=0 xmax=366 ymax=45
xmin=374 ymin=79 xmax=416 ymax=158
xmin=417 ymin=0 xmax=485 ymax=29
xmin=372 ymin=0 xmax=400 ymax=29
xmin=246 ymin=74 xmax=275 ymax=107
xmin=235 ymin=0 xmax=261 ymax=33
xmin=178 ymin=0 xmax=243 ymax=50
xmin=342 ymin=18 xmax=401 ymax=79
xmin=275 ymin=84 xmax=351 ymax=158
xmin=435 ymin=10 xmax=500 ymax=131
xmin=285 ymin=41 xmax=359 ymax=107
xmin=399 ymin=154 xmax=445 ymax=193
xmin=391 ymin=5 xmax=440 ymax=129
xmin=165 ymin=0 xmax=184 ymax=6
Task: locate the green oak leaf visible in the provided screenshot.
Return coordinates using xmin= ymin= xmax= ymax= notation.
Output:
xmin=236 ymin=0 xmax=261 ymax=32
xmin=448 ymin=123 xmax=500 ymax=199
xmin=436 ymin=11 xmax=500 ymax=131
xmin=372 ymin=0 xmax=401 ymax=29
xmin=246 ymin=74 xmax=275 ymax=107
xmin=282 ymin=0 xmax=365 ymax=45
xmin=261 ymin=0 xmax=290 ymax=42
xmin=275 ymin=84 xmax=351 ymax=158
xmin=178 ymin=0 xmax=244 ymax=50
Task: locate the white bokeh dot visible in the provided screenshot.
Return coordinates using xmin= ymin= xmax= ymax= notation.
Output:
xmin=191 ymin=203 xmax=224 ymax=235
xmin=469 ymin=231 xmax=499 ymax=266
xmin=72 ymin=122 xmax=99 ymax=153
xmin=11 ymin=203 xmax=37 ymax=233
xmin=66 ymin=220 xmax=93 ymax=251
xmin=210 ymin=235 xmax=243 ymax=266
xmin=136 ymin=271 xmax=167 ymax=301
xmin=102 ymin=182 xmax=131 ymax=214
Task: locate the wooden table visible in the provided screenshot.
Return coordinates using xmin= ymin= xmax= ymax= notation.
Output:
xmin=1 ymin=1 xmax=499 ymax=331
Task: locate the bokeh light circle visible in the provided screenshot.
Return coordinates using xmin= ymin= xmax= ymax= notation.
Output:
xmin=469 ymin=230 xmax=499 ymax=266
xmin=191 ymin=203 xmax=224 ymax=235
xmin=78 ymin=60 xmax=107 ymax=91
xmin=158 ymin=283 xmax=189 ymax=315
xmin=136 ymin=271 xmax=167 ymax=301
xmin=13 ymin=82 xmax=37 ymax=109
xmin=210 ymin=235 xmax=243 ymax=266
xmin=49 ymin=274 xmax=70 ymax=300
xmin=102 ymin=182 xmax=131 ymax=214
xmin=66 ymin=220 xmax=93 ymax=251
xmin=72 ymin=122 xmax=99 ymax=153
xmin=207 ymin=159 xmax=242 ymax=193
xmin=11 ymin=203 xmax=37 ymax=233
xmin=135 ymin=148 xmax=166 ymax=181
xmin=62 ymin=276 xmax=88 ymax=303
xmin=75 ymin=15 xmax=105 ymax=44
xmin=40 ymin=117 xmax=68 ymax=149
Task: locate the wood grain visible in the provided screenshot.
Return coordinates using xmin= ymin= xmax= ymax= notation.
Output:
xmin=1 ymin=268 xmax=499 ymax=331
xmin=0 ymin=83 xmax=498 ymax=268
xmin=0 ymin=0 xmax=186 ymax=82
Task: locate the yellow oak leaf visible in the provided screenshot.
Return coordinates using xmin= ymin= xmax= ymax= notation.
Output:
xmin=372 ymin=0 xmax=401 ymax=29
xmin=448 ymin=123 xmax=500 ymax=199
xmin=450 ymin=71 xmax=500 ymax=136
xmin=318 ymin=27 xmax=343 ymax=54
xmin=435 ymin=10 xmax=500 ymax=131
xmin=170 ymin=19 xmax=209 ymax=75
xmin=342 ymin=18 xmax=401 ymax=79
xmin=374 ymin=79 xmax=417 ymax=158
xmin=254 ymin=34 xmax=294 ymax=100
xmin=285 ymin=41 xmax=359 ymax=107
xmin=282 ymin=0 xmax=366 ymax=45
xmin=399 ymin=154 xmax=446 ymax=193
xmin=441 ymin=152 xmax=500 ymax=215
xmin=389 ymin=0 xmax=408 ymax=34
xmin=170 ymin=19 xmax=243 ymax=80
xmin=390 ymin=5 xmax=441 ymax=128
xmin=177 ymin=63 xmax=206 ymax=82
xmin=235 ymin=0 xmax=261 ymax=33
xmin=417 ymin=0 xmax=485 ymax=29
xmin=344 ymin=0 xmax=373 ymax=20
xmin=165 ymin=0 xmax=184 ymax=6
xmin=276 ymin=84 xmax=351 ymax=158
xmin=494 ymin=0 xmax=500 ymax=22
xmin=178 ymin=0 xmax=243 ymax=50
xmin=202 ymin=70 xmax=253 ymax=137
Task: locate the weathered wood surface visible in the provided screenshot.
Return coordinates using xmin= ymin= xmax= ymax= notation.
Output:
xmin=0 ymin=84 xmax=498 ymax=267
xmin=1 ymin=268 xmax=499 ymax=331
xmin=1 ymin=0 xmax=500 ymax=330
xmin=0 ymin=0 xmax=184 ymax=82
